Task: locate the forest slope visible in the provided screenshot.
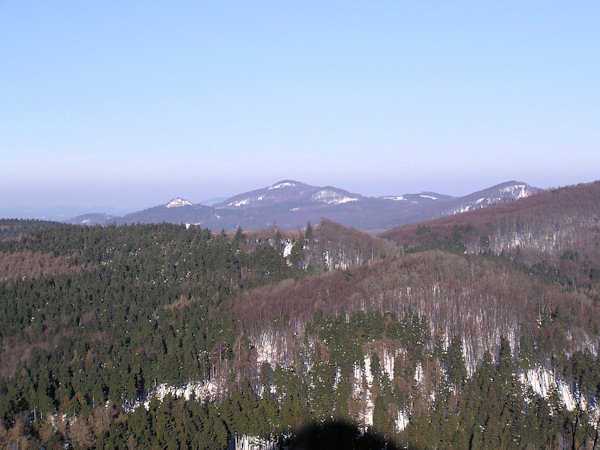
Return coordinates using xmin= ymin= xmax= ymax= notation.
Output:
xmin=235 ymin=250 xmax=600 ymax=373
xmin=381 ymin=180 xmax=600 ymax=290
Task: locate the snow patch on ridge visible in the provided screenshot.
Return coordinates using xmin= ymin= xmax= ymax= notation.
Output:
xmin=228 ymin=199 xmax=250 ymax=207
xmin=502 ymin=184 xmax=529 ymax=199
xmin=166 ymin=198 xmax=192 ymax=208
xmin=269 ymin=182 xmax=297 ymax=190
xmin=334 ymin=197 xmax=359 ymax=204
xmin=312 ymin=189 xmax=359 ymax=205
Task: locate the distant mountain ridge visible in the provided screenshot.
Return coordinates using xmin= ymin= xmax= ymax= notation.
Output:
xmin=67 ymin=180 xmax=538 ymax=232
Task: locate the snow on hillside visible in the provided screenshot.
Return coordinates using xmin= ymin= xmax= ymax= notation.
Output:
xmin=312 ymin=189 xmax=359 ymax=205
xmin=268 ymin=181 xmax=297 ymax=190
xmin=68 ymin=179 xmax=539 ymax=231
xmin=227 ymin=199 xmax=250 ymax=207
xmin=166 ymin=198 xmax=192 ymax=208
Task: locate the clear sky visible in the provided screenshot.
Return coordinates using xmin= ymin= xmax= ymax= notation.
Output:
xmin=1 ymin=1 xmax=599 ymax=218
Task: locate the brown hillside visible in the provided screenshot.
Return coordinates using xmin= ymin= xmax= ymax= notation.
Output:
xmin=379 ymin=181 xmax=600 ymax=285
xmin=234 ymin=251 xmax=599 ymax=370
xmin=0 ymin=250 xmax=96 ymax=281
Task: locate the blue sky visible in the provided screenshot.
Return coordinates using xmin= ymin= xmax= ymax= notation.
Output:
xmin=1 ymin=1 xmax=598 ymax=217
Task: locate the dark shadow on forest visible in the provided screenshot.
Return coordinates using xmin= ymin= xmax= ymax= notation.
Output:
xmin=284 ymin=420 xmax=402 ymax=450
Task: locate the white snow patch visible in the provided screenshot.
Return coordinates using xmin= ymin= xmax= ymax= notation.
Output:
xmin=501 ymin=184 xmax=530 ymax=199
xmin=283 ymin=240 xmax=294 ymax=258
xmin=312 ymin=189 xmax=359 ymax=205
xmin=414 ymin=362 xmax=424 ymax=383
xmin=254 ymin=332 xmax=283 ymax=367
xmin=396 ymin=410 xmax=409 ymax=432
xmin=363 ymin=355 xmax=374 ymax=427
xmin=364 ymin=354 xmax=374 ymax=387
xmin=520 ymin=366 xmax=578 ymax=410
xmin=352 ymin=357 xmax=376 ymax=429
xmin=231 ymin=434 xmax=279 ymax=450
xmin=166 ymin=198 xmax=192 ymax=208
xmin=333 ymin=196 xmax=358 ymax=204
xmin=454 ymin=206 xmax=471 ymax=214
xmin=419 ymin=194 xmax=438 ymax=200
xmin=333 ymin=367 xmax=342 ymax=390
xmin=353 ymin=362 xmax=362 ymax=383
xmin=382 ymin=350 xmax=395 ymax=380
xmin=126 ymin=379 xmax=225 ymax=411
xmin=269 ymin=182 xmax=297 ymax=190
xmin=228 ymin=199 xmax=250 ymax=207
xmin=383 ymin=196 xmax=406 ymax=201
xmin=559 ymin=382 xmax=577 ymax=411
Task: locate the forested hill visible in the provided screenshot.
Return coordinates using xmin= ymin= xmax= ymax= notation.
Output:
xmin=1 ymin=215 xmax=599 ymax=448
xmin=381 ymin=180 xmax=600 ymax=291
xmin=0 ymin=219 xmax=65 ymax=241
xmin=0 ymin=220 xmax=395 ymax=446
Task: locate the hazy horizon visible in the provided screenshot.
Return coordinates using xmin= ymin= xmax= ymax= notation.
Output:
xmin=1 ymin=176 xmax=596 ymax=222
xmin=2 ymin=2 xmax=598 ymax=219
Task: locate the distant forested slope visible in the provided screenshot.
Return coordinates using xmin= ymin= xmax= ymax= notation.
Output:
xmin=0 ymin=219 xmax=65 ymax=241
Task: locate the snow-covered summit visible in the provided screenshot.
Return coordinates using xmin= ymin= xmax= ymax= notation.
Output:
xmin=268 ymin=181 xmax=299 ymax=190
xmin=501 ymin=183 xmax=530 ymax=200
xmin=312 ymin=189 xmax=360 ymax=205
xmin=166 ymin=198 xmax=193 ymax=208
xmin=446 ymin=181 xmax=537 ymax=215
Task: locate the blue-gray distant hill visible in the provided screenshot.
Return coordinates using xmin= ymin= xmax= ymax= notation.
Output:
xmin=67 ymin=180 xmax=538 ymax=233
